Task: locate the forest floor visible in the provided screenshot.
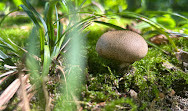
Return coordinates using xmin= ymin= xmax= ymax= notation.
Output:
xmin=0 ymin=13 xmax=188 ymax=110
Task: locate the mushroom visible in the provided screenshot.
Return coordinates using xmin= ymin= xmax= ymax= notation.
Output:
xmin=96 ymin=30 xmax=148 ymax=70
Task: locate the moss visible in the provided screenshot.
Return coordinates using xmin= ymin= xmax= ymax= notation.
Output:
xmin=83 ymin=21 xmax=188 ymax=110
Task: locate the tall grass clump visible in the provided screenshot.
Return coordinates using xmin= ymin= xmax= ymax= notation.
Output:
xmin=21 ymin=0 xmax=89 ymax=110
xmin=0 ymin=0 xmax=93 ymax=110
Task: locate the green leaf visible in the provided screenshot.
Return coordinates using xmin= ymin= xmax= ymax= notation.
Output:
xmin=94 ymin=21 xmax=126 ymax=30
xmin=0 ymin=50 xmax=9 ymax=59
xmin=157 ymin=14 xmax=176 ymax=29
xmin=51 ymin=5 xmax=64 ymax=59
xmin=57 ymin=15 xmax=97 ymax=44
xmin=22 ymin=0 xmax=48 ymax=33
xmin=0 ymin=44 xmax=15 ymax=52
xmin=0 ymin=8 xmax=20 ymax=26
xmin=46 ymin=1 xmax=56 ymax=48
xmin=13 ymin=0 xmax=23 ymax=6
xmin=20 ymin=2 xmax=45 ymax=59
xmin=42 ymin=45 xmax=51 ymax=77
xmin=0 ymin=37 xmax=23 ymax=56
xmin=0 ymin=38 xmax=15 ymax=51
xmin=146 ymin=11 xmax=188 ymax=21
xmin=77 ymin=0 xmax=87 ymax=11
xmin=0 ymin=44 xmax=19 ymax=57
xmin=20 ymin=5 xmax=41 ymax=27
xmin=24 ymin=0 xmax=48 ymax=42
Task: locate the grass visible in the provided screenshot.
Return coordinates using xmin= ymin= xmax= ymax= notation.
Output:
xmin=1 ymin=16 xmax=188 ymax=110
xmin=1 ymin=16 xmax=31 ymax=27
xmin=0 ymin=1 xmax=188 ymax=110
xmin=0 ymin=28 xmax=29 ymax=46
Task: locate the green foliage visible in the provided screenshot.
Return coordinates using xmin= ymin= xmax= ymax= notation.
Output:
xmin=0 ymin=2 xmax=6 ymax=11
xmin=0 ymin=0 xmax=188 ymax=110
xmin=1 ymin=16 xmax=31 ymax=26
xmin=13 ymin=0 xmax=22 ymax=7
xmin=157 ymin=14 xmax=176 ymax=29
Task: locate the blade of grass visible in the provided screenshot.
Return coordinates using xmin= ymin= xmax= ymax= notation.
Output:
xmin=56 ymin=15 xmax=98 ymax=45
xmin=26 ymin=26 xmax=45 ymax=109
xmin=0 ymin=38 xmax=23 ymax=56
xmin=146 ymin=40 xmax=169 ymax=54
xmin=0 ymin=71 xmax=17 ymax=78
xmin=7 ymin=38 xmax=27 ymax=53
xmin=59 ymin=1 xmax=69 ymax=14
xmin=0 ymin=38 xmax=17 ymax=52
xmin=52 ymin=15 xmax=97 ymax=60
xmin=55 ymin=5 xmax=61 ymax=44
xmin=0 ymin=50 xmax=9 ymax=60
xmin=146 ymin=11 xmax=188 ymax=21
xmin=46 ymin=1 xmax=58 ymax=50
xmin=20 ymin=5 xmax=41 ymax=27
xmin=77 ymin=0 xmax=87 ymax=11
xmin=94 ymin=21 xmax=126 ymax=30
xmin=51 ymin=5 xmax=63 ymax=59
xmin=0 ymin=8 xmax=20 ymax=26
xmin=22 ymin=0 xmax=48 ymax=34
xmin=55 ymin=1 xmax=86 ymax=110
xmin=42 ymin=45 xmax=51 ymax=77
xmin=0 ymin=44 xmax=17 ymax=53
xmin=20 ymin=4 xmax=45 ymax=59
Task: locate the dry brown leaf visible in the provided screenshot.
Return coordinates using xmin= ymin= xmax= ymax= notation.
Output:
xmin=176 ymin=49 xmax=188 ymax=63
xmin=18 ymin=89 xmax=36 ymax=110
xmin=169 ymin=89 xmax=176 ymax=97
xmin=129 ymin=89 xmax=137 ymax=99
xmin=149 ymin=34 xmax=168 ymax=45
xmin=159 ymin=92 xmax=165 ymax=100
xmin=19 ymin=73 xmax=30 ymax=111
xmin=176 ymin=49 xmax=188 ymax=72
xmin=92 ymin=102 xmax=106 ymax=111
xmin=0 ymin=76 xmax=8 ymax=85
xmin=162 ymin=61 xmax=176 ymax=70
xmin=0 ymin=78 xmax=20 ymax=107
xmin=0 ymin=75 xmax=29 ymax=107
xmin=78 ymin=107 xmax=83 ymax=111
xmin=0 ymin=105 xmax=6 ymax=111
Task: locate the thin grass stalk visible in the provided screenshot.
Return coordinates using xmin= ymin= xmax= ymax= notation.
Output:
xmin=146 ymin=11 xmax=188 ymax=21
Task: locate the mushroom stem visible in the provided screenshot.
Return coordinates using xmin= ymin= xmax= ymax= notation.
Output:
xmin=119 ymin=62 xmax=134 ymax=74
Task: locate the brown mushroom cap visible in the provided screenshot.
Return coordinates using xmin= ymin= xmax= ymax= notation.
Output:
xmin=96 ymin=30 xmax=148 ymax=63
